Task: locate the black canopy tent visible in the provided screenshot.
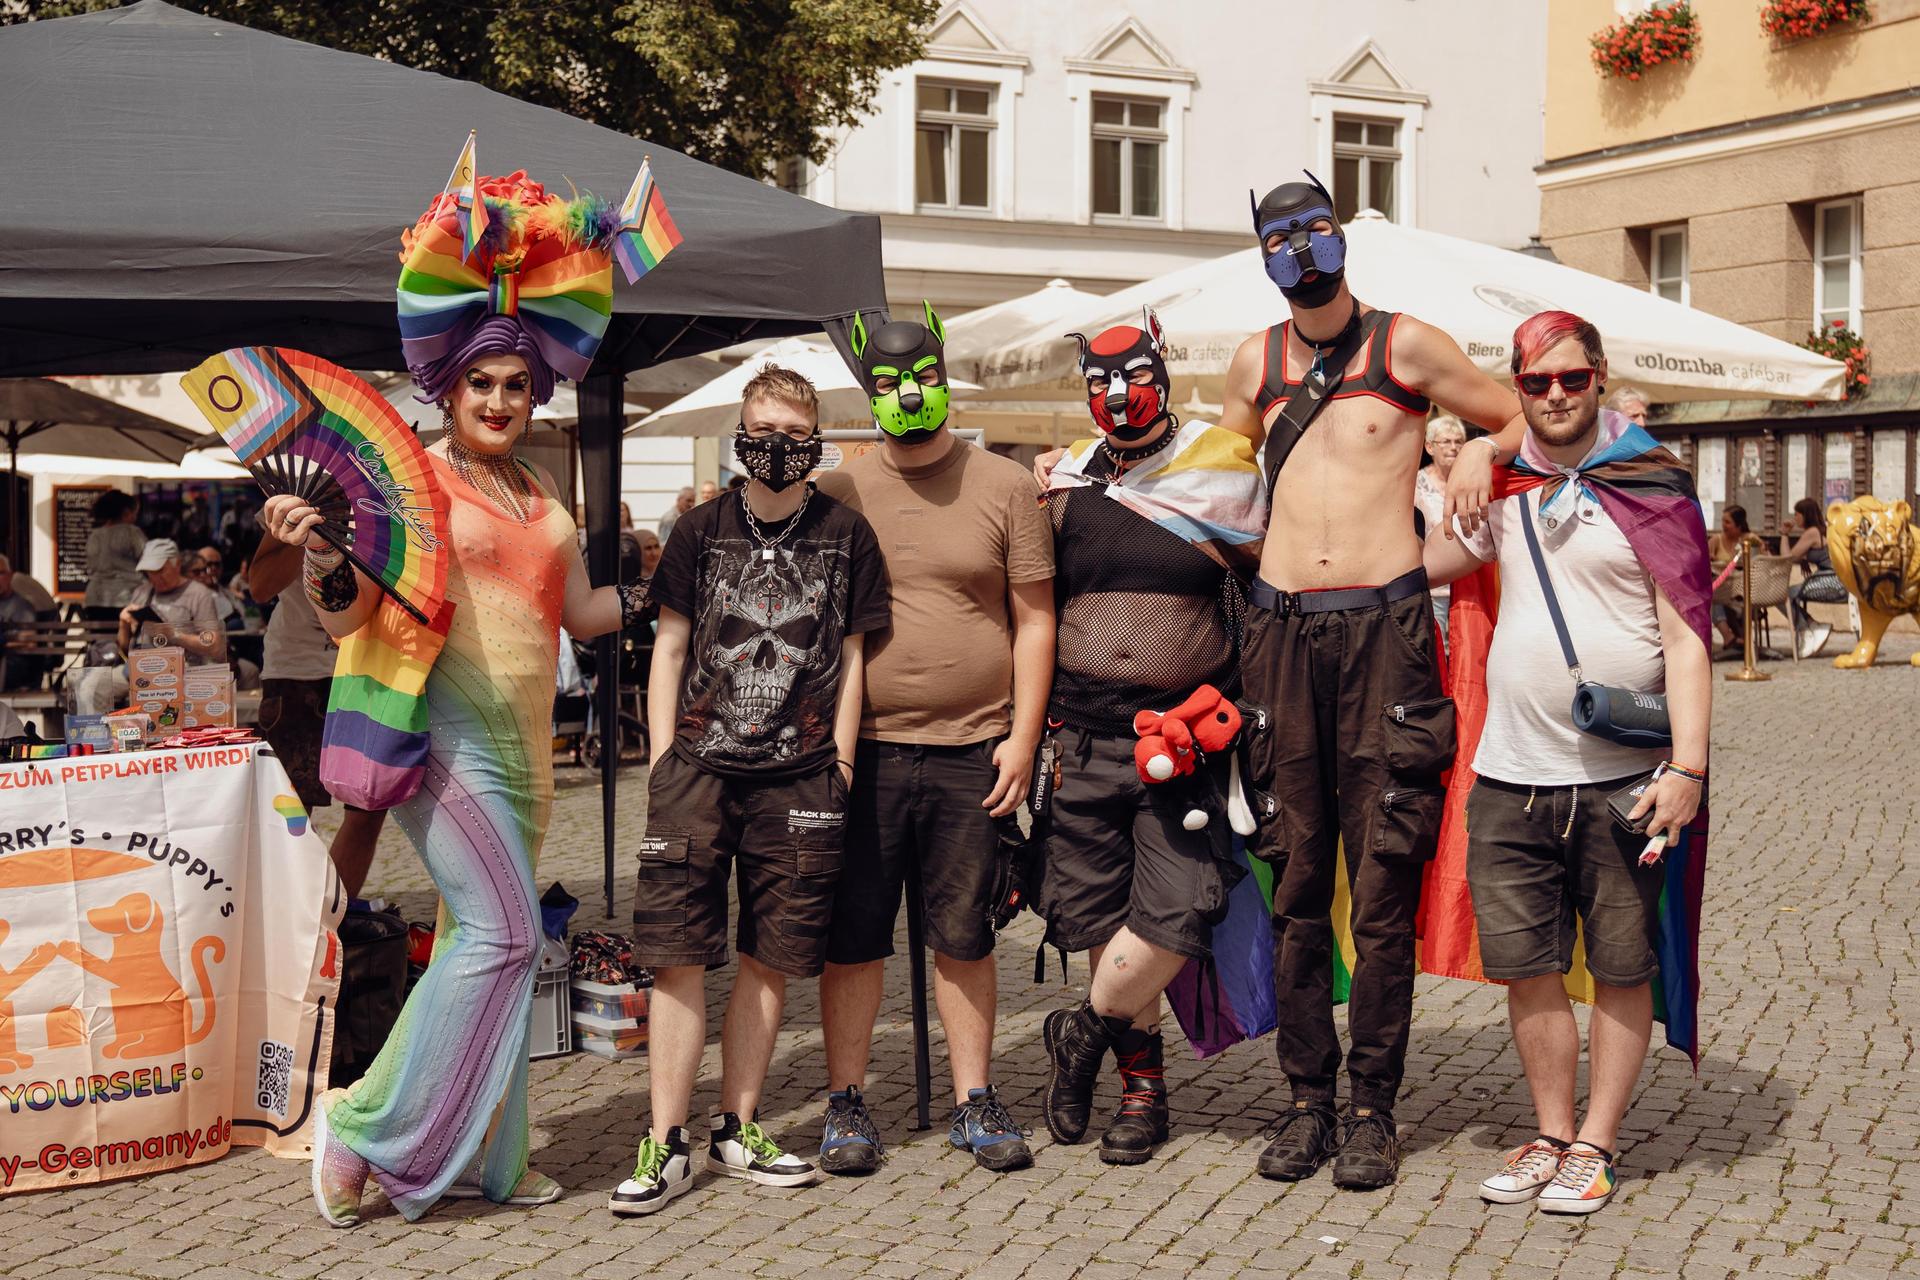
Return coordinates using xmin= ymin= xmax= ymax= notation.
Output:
xmin=0 ymin=3 xmax=887 ymax=924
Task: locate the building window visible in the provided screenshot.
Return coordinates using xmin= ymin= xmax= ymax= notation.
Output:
xmin=1090 ymin=95 xmax=1165 ymax=221
xmin=1649 ymin=224 xmax=1688 ymax=305
xmin=1331 ymin=116 xmax=1399 ymax=222
xmin=1814 ymin=198 xmax=1862 ymax=333
xmin=916 ymin=81 xmax=993 ymax=211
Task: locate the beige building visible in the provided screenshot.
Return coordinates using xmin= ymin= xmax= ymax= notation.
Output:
xmin=1539 ymin=0 xmax=1920 ymax=529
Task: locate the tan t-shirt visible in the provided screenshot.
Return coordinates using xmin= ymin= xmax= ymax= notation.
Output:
xmin=815 ymin=438 xmax=1054 ymax=744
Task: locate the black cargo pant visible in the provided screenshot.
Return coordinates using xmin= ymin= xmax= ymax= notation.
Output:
xmin=1242 ymin=569 xmax=1455 ymax=1112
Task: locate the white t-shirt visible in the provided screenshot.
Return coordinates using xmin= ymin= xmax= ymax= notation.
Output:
xmin=1456 ymin=492 xmax=1666 ymax=785
xmin=1413 ymin=468 xmax=1451 ymax=604
xmin=261 ymin=584 xmax=338 ymax=683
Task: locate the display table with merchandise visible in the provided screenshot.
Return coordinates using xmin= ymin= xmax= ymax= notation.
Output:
xmin=0 ymin=741 xmax=339 ymax=1195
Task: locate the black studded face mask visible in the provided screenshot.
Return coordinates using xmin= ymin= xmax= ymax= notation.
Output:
xmin=734 ymin=427 xmax=822 ymax=492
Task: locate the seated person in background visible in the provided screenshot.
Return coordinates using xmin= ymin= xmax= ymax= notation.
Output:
xmin=118 ymin=538 xmax=227 ymax=666
xmin=1603 ymin=384 xmax=1650 ymax=428
xmin=1780 ymin=497 xmax=1840 ymax=660
xmin=0 ymin=553 xmax=48 ymax=691
xmin=190 ymin=546 xmax=244 ymax=627
xmin=1706 ymin=505 xmax=1750 ymax=652
xmin=658 ymin=486 xmax=695 ymax=541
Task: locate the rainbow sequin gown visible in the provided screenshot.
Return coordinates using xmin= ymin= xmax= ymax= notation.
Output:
xmin=324 ymin=457 xmax=572 ymax=1220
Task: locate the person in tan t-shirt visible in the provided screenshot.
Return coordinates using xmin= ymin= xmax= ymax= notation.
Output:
xmin=812 ymin=306 xmax=1055 ymax=1175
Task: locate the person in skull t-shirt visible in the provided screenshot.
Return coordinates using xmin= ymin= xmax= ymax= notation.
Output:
xmin=617 ymin=365 xmax=889 ymax=1217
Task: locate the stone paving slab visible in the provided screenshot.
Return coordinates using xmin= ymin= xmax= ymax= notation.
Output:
xmin=6 ymin=638 xmax=1918 ymax=1279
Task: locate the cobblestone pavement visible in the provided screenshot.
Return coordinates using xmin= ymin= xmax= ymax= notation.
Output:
xmin=7 ymin=637 xmax=1918 ymax=1280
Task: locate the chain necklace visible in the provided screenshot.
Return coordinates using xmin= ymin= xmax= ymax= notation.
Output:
xmin=445 ymin=434 xmax=533 ymax=523
xmin=740 ymin=485 xmax=812 ymax=562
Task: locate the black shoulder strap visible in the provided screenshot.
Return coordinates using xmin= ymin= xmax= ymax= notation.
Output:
xmin=1261 ymin=312 xmax=1381 ymax=494
xmin=1516 ymin=491 xmax=1582 ymax=680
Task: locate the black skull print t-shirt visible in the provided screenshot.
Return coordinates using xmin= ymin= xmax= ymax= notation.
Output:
xmin=650 ymin=486 xmax=891 ymax=780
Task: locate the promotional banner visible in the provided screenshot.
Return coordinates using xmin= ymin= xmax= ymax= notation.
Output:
xmin=0 ymin=743 xmax=340 ymax=1194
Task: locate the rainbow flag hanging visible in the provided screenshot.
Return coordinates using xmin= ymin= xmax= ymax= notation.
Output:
xmin=319 ymin=597 xmax=455 ymax=811
xmin=441 ymin=130 xmax=488 ymax=262
xmin=1165 ymin=837 xmax=1359 ymax=1057
xmin=612 ymin=158 xmax=682 ymax=285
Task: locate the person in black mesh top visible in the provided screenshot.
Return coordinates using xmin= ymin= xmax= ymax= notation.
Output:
xmin=1035 ymin=309 xmax=1267 ymax=1165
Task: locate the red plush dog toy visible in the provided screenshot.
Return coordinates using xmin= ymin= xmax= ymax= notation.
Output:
xmin=1134 ymin=684 xmax=1240 ymax=781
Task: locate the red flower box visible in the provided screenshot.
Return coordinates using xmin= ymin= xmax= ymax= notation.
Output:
xmin=1761 ymin=0 xmax=1872 ymax=43
xmin=1591 ymin=2 xmax=1701 ymax=80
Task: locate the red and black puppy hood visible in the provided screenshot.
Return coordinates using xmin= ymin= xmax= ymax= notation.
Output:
xmin=1068 ymin=306 xmax=1172 ymax=443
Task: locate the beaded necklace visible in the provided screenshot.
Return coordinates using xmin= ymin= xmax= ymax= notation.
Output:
xmin=446 ymin=435 xmax=534 ymax=524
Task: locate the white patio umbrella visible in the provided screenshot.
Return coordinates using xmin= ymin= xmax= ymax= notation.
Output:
xmin=628 ymin=337 xmax=981 ymax=439
xmin=944 ymin=278 xmax=1105 ymax=386
xmin=973 ymin=212 xmax=1846 ymax=404
xmin=11 ymin=448 xmax=247 ymax=480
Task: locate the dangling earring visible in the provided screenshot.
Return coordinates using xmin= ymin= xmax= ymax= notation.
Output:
xmin=439 ymin=402 xmax=454 ymax=433
xmin=521 ymin=417 xmax=534 ymax=447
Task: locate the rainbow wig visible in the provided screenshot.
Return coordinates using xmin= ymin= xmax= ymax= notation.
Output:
xmin=396 ymin=169 xmax=621 ymax=406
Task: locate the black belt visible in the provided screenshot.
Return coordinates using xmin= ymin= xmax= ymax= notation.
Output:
xmin=1248 ymin=567 xmax=1429 ymax=617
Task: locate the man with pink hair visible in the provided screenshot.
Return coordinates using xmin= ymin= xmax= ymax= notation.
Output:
xmin=1423 ymin=310 xmax=1711 ymax=1215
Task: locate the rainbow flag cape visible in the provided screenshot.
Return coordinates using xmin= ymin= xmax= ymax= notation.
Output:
xmin=613 ymin=158 xmax=683 ymax=285
xmin=1421 ymin=412 xmax=1711 ymax=1066
xmin=319 ymin=597 xmax=455 ymax=811
xmin=1046 ymin=420 xmax=1267 ymax=571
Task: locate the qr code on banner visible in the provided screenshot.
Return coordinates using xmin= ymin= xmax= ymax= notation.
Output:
xmin=256 ymin=1039 xmax=295 ymax=1118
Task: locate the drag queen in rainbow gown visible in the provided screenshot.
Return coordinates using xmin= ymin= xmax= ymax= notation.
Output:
xmin=258 ymin=155 xmax=673 ymax=1225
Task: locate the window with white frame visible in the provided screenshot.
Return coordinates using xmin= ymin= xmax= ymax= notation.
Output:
xmin=1814 ymin=198 xmax=1862 ymax=332
xmin=915 ymin=81 xmax=994 ymax=212
xmin=1090 ymin=95 xmax=1165 ymax=221
xmin=1650 ymin=224 xmax=1688 ymax=304
xmin=1331 ymin=116 xmax=1400 ymax=222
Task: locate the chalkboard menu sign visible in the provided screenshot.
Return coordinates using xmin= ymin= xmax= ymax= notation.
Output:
xmin=53 ymin=484 xmax=111 ymax=599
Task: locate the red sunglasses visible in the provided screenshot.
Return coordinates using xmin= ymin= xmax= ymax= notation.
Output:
xmin=1516 ymin=368 xmax=1597 ymax=397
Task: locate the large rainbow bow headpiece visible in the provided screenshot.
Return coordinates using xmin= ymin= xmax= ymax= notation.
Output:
xmin=396 ymin=133 xmax=682 ymax=397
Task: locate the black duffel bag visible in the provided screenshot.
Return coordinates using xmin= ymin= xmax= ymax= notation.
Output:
xmin=329 ymin=904 xmax=409 ymax=1089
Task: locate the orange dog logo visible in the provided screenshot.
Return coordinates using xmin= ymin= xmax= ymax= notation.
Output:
xmin=58 ymin=892 xmax=225 ymax=1060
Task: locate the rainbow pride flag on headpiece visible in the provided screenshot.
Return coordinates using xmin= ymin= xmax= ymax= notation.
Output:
xmin=613 ymin=158 xmax=683 ymax=285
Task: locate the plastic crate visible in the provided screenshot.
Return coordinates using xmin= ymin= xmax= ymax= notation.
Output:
xmin=529 ymin=937 xmax=573 ymax=1060
xmin=571 ymin=981 xmax=649 ymax=1022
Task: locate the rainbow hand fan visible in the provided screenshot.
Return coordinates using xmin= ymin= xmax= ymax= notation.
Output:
xmin=181 ymin=347 xmax=449 ymax=625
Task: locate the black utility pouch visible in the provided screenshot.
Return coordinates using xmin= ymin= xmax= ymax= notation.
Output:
xmin=1382 ymin=696 xmax=1457 ymax=777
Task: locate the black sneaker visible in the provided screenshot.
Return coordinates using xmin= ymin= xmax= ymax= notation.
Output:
xmin=708 ymin=1112 xmax=820 ymax=1187
xmin=1330 ymin=1105 xmax=1400 ymax=1190
xmin=1043 ymin=1001 xmax=1126 ymax=1144
xmin=819 ymin=1086 xmax=883 ymax=1177
xmin=1257 ymin=1100 xmax=1338 ymax=1181
xmin=947 ymin=1085 xmax=1033 ymax=1172
xmin=1099 ymin=1028 xmax=1169 ymax=1166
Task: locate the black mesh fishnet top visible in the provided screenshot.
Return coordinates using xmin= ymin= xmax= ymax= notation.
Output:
xmin=1045 ymin=475 xmax=1243 ymax=735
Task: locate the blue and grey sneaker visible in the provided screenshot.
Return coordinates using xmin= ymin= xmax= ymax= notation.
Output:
xmin=819 ymin=1085 xmax=884 ymax=1176
xmin=947 ymin=1085 xmax=1033 ymax=1172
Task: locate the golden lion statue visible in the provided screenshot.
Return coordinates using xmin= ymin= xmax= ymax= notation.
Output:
xmin=1827 ymin=496 xmax=1920 ymax=669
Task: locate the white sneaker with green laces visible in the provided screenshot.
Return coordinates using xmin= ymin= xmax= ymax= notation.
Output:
xmin=609 ymin=1127 xmax=695 ymax=1216
xmin=709 ymin=1112 xmax=820 ymax=1187
xmin=1479 ymin=1137 xmax=1568 ymax=1204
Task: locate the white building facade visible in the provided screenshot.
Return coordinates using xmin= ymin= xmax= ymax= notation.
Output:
xmin=799 ymin=1 xmax=1551 ymax=312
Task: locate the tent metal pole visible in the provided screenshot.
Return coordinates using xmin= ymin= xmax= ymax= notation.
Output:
xmin=577 ymin=368 xmax=625 ymax=919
